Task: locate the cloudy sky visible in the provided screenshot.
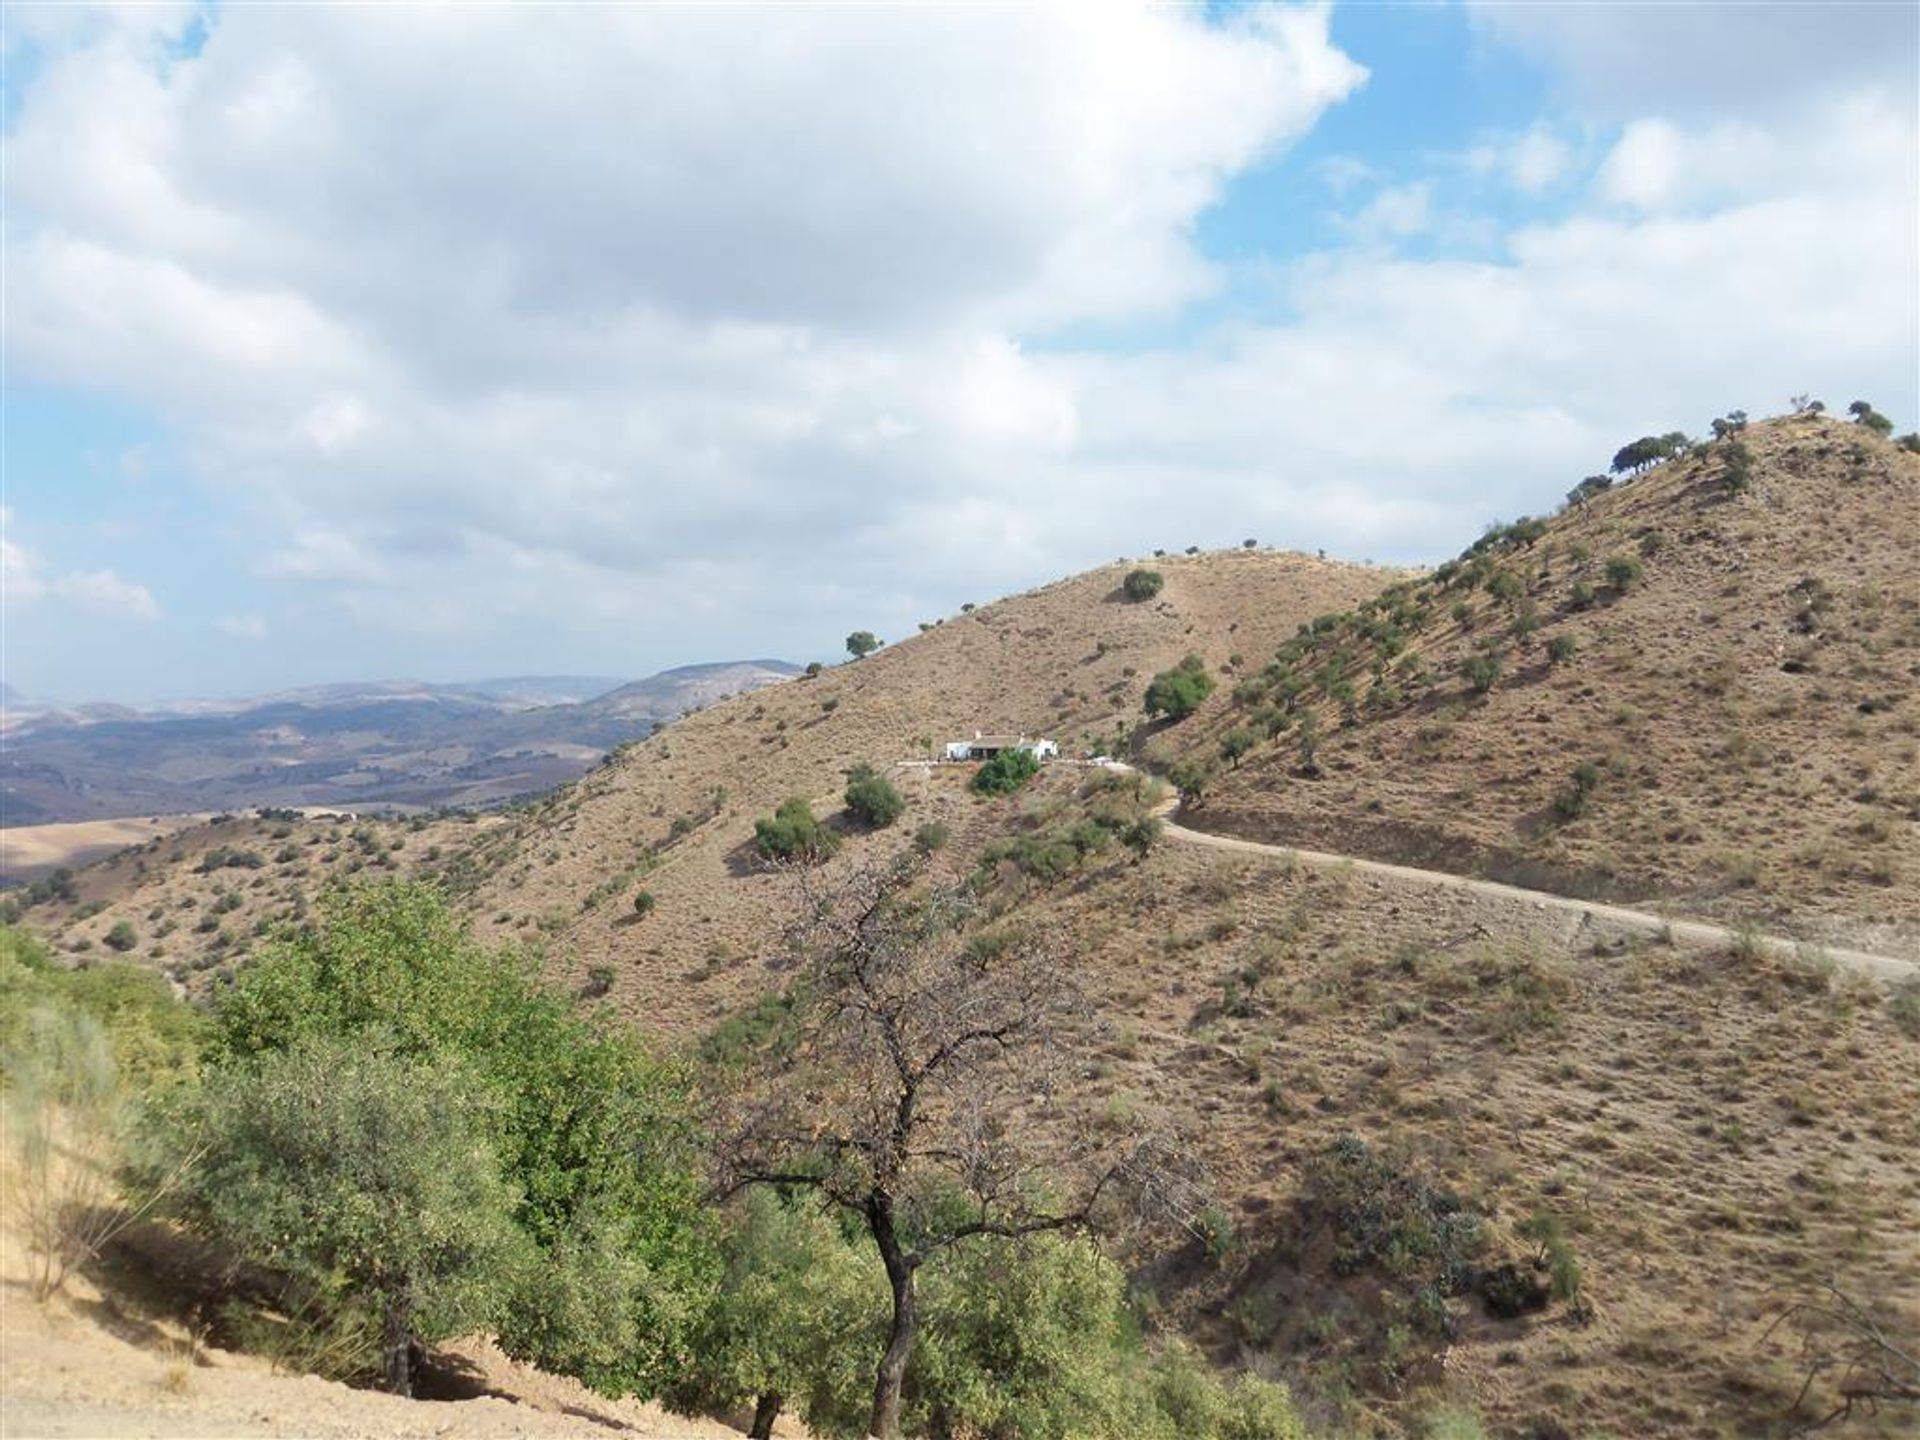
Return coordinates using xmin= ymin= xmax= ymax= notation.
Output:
xmin=4 ymin=1 xmax=1915 ymax=703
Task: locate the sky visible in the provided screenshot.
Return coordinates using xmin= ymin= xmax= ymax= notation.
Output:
xmin=3 ymin=1 xmax=1915 ymax=705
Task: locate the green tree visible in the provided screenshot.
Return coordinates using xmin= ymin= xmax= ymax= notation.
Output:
xmin=164 ymin=1039 xmax=529 ymax=1395
xmin=103 ymin=920 xmax=137 ymax=953
xmin=971 ymin=748 xmax=1042 ymax=795
xmin=844 ymin=764 xmax=907 ymax=828
xmin=1218 ymin=729 xmax=1255 ymax=768
xmin=1461 ymin=652 xmax=1502 ymax=695
xmin=1143 ymin=655 xmax=1216 ymax=721
xmin=1122 ymin=569 xmax=1165 ymax=602
xmin=846 ymin=631 xmax=883 ymax=660
xmin=756 ymin=797 xmax=841 ymax=862
xmin=205 ymin=884 xmax=715 ymax=1399
xmin=673 ymin=1190 xmax=882 ymax=1439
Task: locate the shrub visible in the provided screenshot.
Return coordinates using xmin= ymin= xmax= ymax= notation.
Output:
xmin=1122 ymin=568 xmax=1165 ymax=602
xmin=756 ymin=797 xmax=841 ymax=862
xmin=104 ymin=920 xmax=138 ymax=952
xmin=971 ymin=748 xmax=1042 ymax=796
xmin=845 ymin=631 xmax=882 ymax=660
xmin=912 ymin=821 xmax=951 ymax=855
xmin=1896 ymin=433 xmax=1920 ymax=455
xmin=1461 ymin=653 xmax=1502 ymax=695
xmin=632 ymin=889 xmax=657 ymax=917
xmin=1166 ymin=758 xmax=1213 ymax=803
xmin=1143 ymin=654 xmax=1216 ymax=721
xmin=843 ymin=764 xmax=906 ymax=828
xmin=1551 ymin=762 xmax=1601 ymax=821
xmin=1848 ymin=399 xmax=1894 ymax=435
xmin=1604 ymin=555 xmax=1644 ymax=591
xmin=1570 ymin=579 xmax=1596 ymax=610
xmin=804 ymin=661 xmax=824 ymax=678
xmin=1546 ymin=634 xmax=1577 ymax=665
xmin=1486 ymin=570 xmax=1524 ymax=602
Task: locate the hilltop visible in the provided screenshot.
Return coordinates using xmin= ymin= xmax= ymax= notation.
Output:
xmin=1150 ymin=414 xmax=1920 ymax=955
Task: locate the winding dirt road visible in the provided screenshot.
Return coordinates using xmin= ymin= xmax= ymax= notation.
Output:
xmin=1090 ymin=762 xmax=1918 ymax=983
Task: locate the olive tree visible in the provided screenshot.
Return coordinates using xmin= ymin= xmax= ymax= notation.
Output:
xmin=164 ymin=1038 xmax=530 ymax=1395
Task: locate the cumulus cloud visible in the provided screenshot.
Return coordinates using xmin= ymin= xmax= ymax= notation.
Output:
xmin=3 ymin=2 xmax=1914 ymax=683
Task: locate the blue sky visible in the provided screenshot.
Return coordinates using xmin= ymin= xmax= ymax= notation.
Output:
xmin=4 ymin=2 xmax=1915 ymax=704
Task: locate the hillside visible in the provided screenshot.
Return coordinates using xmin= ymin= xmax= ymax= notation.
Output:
xmin=1151 ymin=415 xmax=1920 ymax=955
xmin=448 ymin=551 xmax=1394 ymax=1031
xmin=10 ymin=475 xmax=1919 ymax=1437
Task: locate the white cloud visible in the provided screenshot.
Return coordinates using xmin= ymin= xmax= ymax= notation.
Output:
xmin=1 ymin=2 xmax=1914 ymax=685
xmin=216 ymin=613 xmax=269 ymax=641
xmin=52 ymin=569 xmax=162 ymax=622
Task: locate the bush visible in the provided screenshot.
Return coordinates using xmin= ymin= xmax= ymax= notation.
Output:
xmin=843 ymin=764 xmax=906 ymax=828
xmin=104 ymin=920 xmax=138 ymax=952
xmin=845 ymin=631 xmax=881 ymax=660
xmin=912 ymin=821 xmax=951 ymax=855
xmin=756 ymin=797 xmax=841 ymax=862
xmin=1218 ymin=729 xmax=1255 ymax=768
xmin=1551 ymin=762 xmax=1601 ymax=821
xmin=1461 ymin=653 xmax=1502 ymax=695
xmin=1604 ymin=555 xmax=1644 ymax=591
xmin=1569 ymin=579 xmax=1596 ymax=610
xmin=1143 ymin=654 xmax=1216 ymax=721
xmin=971 ymin=748 xmax=1042 ymax=796
xmin=1545 ymin=634 xmax=1577 ymax=665
xmin=1122 ymin=568 xmax=1165 ymax=602
xmin=632 ymin=889 xmax=657 ymax=917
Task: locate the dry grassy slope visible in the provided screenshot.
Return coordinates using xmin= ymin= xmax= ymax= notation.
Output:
xmin=12 ymin=810 xmax=502 ymax=994
xmin=1163 ymin=416 xmax=1920 ymax=952
xmin=1002 ymin=835 xmax=1920 ymax=1439
xmin=451 ymin=551 xmax=1393 ymax=1035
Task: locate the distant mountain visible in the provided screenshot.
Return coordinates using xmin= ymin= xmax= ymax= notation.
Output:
xmin=583 ymin=660 xmax=802 ymax=720
xmin=0 ymin=662 xmax=795 ymax=828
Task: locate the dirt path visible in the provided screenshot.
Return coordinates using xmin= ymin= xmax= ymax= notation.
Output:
xmin=1072 ymin=761 xmax=1919 ymax=983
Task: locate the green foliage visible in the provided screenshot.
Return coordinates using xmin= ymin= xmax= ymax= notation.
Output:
xmin=1896 ymin=433 xmax=1920 ymax=455
xmin=1551 ymin=761 xmax=1602 ymax=821
xmin=845 ymin=631 xmax=882 ymax=660
xmin=971 ymin=747 xmax=1042 ymax=796
xmin=1720 ymin=437 xmax=1756 ymax=493
xmin=1218 ymin=729 xmax=1255 ymax=768
xmin=1304 ymin=1134 xmax=1485 ymax=1337
xmin=632 ymin=889 xmax=657 ymax=917
xmin=1122 ymin=568 xmax=1166 ymax=602
xmin=844 ymin=764 xmax=907 ymax=828
xmin=1517 ymin=1209 xmax=1583 ymax=1305
xmin=1167 ymin=757 xmax=1213 ymax=803
xmin=202 ymin=884 xmax=716 ymax=1397
xmin=905 ymin=1236 xmax=1307 ymax=1440
xmin=1 ymin=926 xmax=202 ymax=1090
xmin=1848 ymin=400 xmax=1894 ymax=435
xmin=157 ymin=1038 xmax=530 ymax=1390
xmin=1460 ymin=652 xmax=1502 ymax=695
xmin=1143 ymin=654 xmax=1216 ymax=721
xmin=756 ymin=796 xmax=841 ymax=862
xmin=104 ymin=920 xmax=137 ymax=952
xmin=1485 ymin=569 xmax=1524 ymax=602
xmin=1545 ymin=634 xmax=1577 ymax=665
xmin=913 ymin=821 xmax=952 ymax=855
xmin=1604 ymin=555 xmax=1644 ymax=591
xmin=1610 ymin=434 xmax=1679 ymax=474
xmin=671 ymin=1191 xmax=881 ymax=1437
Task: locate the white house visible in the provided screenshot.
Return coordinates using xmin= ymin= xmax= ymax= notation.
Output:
xmin=943 ymin=733 xmax=1059 ymax=763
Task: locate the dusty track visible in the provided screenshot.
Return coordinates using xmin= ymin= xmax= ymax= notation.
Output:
xmin=1072 ymin=762 xmax=1920 ymax=983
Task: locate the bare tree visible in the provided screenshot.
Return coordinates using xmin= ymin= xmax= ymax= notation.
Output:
xmin=717 ymin=857 xmax=1202 ymax=1440
xmin=1761 ymin=1280 xmax=1920 ymax=1432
